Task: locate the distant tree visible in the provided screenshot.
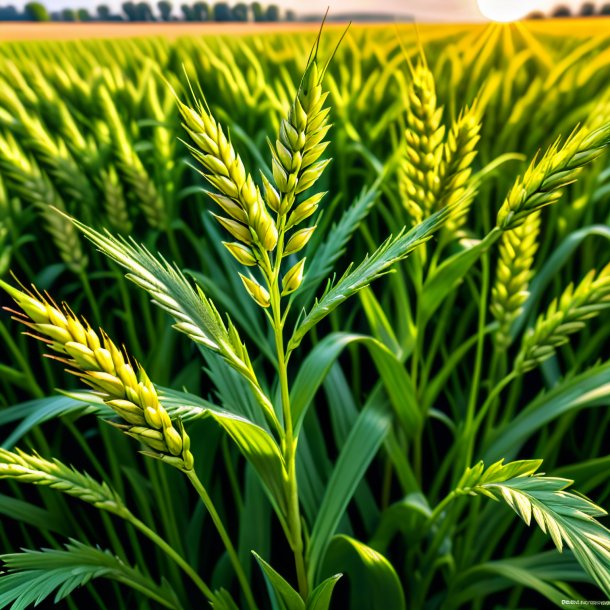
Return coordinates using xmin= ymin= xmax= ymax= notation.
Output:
xmin=181 ymin=3 xmax=195 ymax=20
xmin=24 ymin=2 xmax=50 ymax=20
xmin=136 ymin=1 xmax=155 ymax=20
xmin=602 ymin=3 xmax=610 ymax=13
xmin=251 ymin=1 xmax=264 ymax=21
xmin=61 ymin=7 xmax=77 ymax=20
xmin=77 ymin=8 xmax=91 ymax=20
xmin=580 ymin=1 xmax=595 ymax=15
xmin=265 ymin=4 xmax=279 ymax=20
xmin=193 ymin=1 xmax=209 ymax=20
xmin=285 ymin=9 xmax=296 ymax=20
xmin=526 ymin=10 xmax=545 ymax=19
xmin=552 ymin=5 xmax=571 ymax=17
xmin=97 ymin=4 xmax=111 ymax=19
xmin=158 ymin=0 xmax=172 ymax=20
xmin=0 ymin=5 xmax=23 ymax=20
xmin=122 ymin=1 xmax=137 ymax=20
xmin=213 ymin=2 xmax=232 ymax=20
xmin=232 ymin=2 xmax=249 ymax=20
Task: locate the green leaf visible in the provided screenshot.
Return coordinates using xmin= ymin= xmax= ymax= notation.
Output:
xmin=307 ymin=399 xmax=392 ymax=582
xmin=452 ymin=552 xmax=587 ymax=607
xmin=459 ymin=460 xmax=610 ymax=598
xmin=288 ymin=206 xmax=450 ymax=351
xmin=290 ymin=333 xmax=420 ymax=438
xmin=420 ymin=228 xmax=500 ymax=325
xmin=0 ymin=395 xmax=99 ymax=448
xmin=320 ymin=535 xmax=405 ymax=610
xmin=0 ymin=539 xmax=180 ymax=610
xmin=306 ymin=575 xmax=342 ymax=610
xmin=483 ymin=363 xmax=610 ymax=462
xmin=207 ymin=410 xmax=290 ymax=529
xmin=253 ymin=553 xmax=305 ymax=610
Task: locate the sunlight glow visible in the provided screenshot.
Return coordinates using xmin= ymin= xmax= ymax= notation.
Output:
xmin=476 ymin=0 xmax=533 ymax=22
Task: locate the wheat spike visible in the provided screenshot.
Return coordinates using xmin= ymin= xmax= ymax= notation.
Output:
xmin=491 ymin=211 xmax=541 ymax=349
xmin=99 ymin=166 xmax=133 ymax=234
xmin=177 ymin=94 xmax=278 ymax=252
xmin=497 ymin=121 xmax=610 ymax=231
xmin=399 ymin=59 xmax=446 ymax=224
xmin=98 ymin=84 xmax=168 ymax=230
xmin=0 ymin=448 xmax=128 ymax=516
xmin=0 ymin=132 xmax=88 ymax=274
xmin=439 ymin=105 xmax=481 ymax=231
xmin=1 ymin=281 xmax=194 ymax=471
xmin=515 ymin=262 xmax=610 ymax=373
xmin=268 ymin=58 xmax=331 ymax=216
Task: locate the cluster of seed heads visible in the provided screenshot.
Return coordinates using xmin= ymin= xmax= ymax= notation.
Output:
xmin=178 ymin=57 xmax=331 ymax=309
xmin=1 ymin=281 xmax=194 ymax=471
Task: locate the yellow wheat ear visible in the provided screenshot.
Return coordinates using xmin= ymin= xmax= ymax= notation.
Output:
xmin=0 ymin=279 xmax=194 ymax=472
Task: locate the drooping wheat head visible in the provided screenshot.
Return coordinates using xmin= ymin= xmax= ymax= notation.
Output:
xmin=1 ymin=281 xmax=194 ymax=471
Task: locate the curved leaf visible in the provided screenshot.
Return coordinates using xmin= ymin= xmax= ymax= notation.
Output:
xmin=307 ymin=398 xmax=392 ymax=582
xmin=320 ymin=535 xmax=405 ymax=610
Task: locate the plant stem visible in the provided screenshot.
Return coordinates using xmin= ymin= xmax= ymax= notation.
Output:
xmin=128 ymin=512 xmax=215 ymax=603
xmin=185 ymin=469 xmax=258 ymax=610
xmin=79 ymin=271 xmax=101 ymax=323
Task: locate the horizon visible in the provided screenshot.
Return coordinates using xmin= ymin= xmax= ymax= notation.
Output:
xmin=2 ymin=0 xmax=607 ymax=21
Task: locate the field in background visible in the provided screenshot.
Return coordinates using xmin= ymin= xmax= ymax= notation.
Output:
xmin=0 ymin=18 xmax=608 ymax=42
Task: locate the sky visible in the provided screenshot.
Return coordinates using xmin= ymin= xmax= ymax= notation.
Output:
xmin=4 ymin=0 xmax=602 ymax=20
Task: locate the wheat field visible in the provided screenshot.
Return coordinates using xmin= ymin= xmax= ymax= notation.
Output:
xmin=0 ymin=19 xmax=609 ymax=610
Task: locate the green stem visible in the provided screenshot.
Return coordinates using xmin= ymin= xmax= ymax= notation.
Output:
xmin=79 ymin=271 xmax=101 ymax=324
xmin=271 ymin=279 xmax=308 ymax=599
xmin=459 ymin=254 xmax=490 ymax=477
xmin=185 ymin=469 xmax=258 ymax=610
xmin=128 ymin=512 xmax=215 ymax=603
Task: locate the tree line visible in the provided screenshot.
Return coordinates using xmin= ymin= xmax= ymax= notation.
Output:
xmin=0 ymin=1 xmax=293 ymax=22
xmin=528 ymin=2 xmax=610 ymax=18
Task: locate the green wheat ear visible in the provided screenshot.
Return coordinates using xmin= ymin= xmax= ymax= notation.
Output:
xmin=399 ymin=58 xmax=445 ymax=225
xmin=515 ymin=262 xmax=610 ymax=373
xmin=491 ymin=211 xmax=541 ymax=349
xmin=1 ymin=280 xmax=194 ymax=471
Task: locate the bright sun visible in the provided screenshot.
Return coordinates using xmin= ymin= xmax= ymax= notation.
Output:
xmin=477 ymin=0 xmax=533 ymax=22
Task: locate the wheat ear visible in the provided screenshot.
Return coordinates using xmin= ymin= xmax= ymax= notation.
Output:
xmin=399 ymin=59 xmax=445 ymax=225
xmin=497 ymin=121 xmax=610 ymax=231
xmin=0 ymin=132 xmax=88 ymax=275
xmin=0 ymin=448 xmax=128 ymax=516
xmin=515 ymin=262 xmax=610 ymax=373
xmin=491 ymin=211 xmax=541 ymax=349
xmin=1 ymin=281 xmax=194 ymax=471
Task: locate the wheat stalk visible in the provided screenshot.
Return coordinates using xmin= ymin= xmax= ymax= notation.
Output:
xmin=1 ymin=280 xmax=194 ymax=471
